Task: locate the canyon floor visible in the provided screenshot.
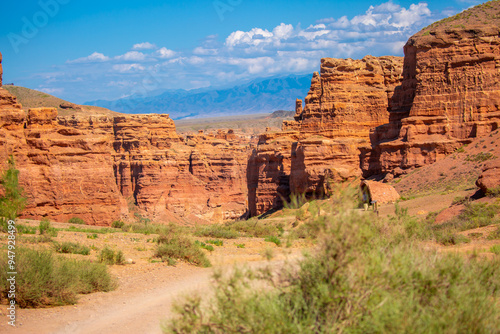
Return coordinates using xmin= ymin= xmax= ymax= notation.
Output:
xmin=1 ymin=179 xmax=500 ymax=333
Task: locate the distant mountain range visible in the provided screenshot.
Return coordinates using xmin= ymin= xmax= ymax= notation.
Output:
xmin=84 ymin=74 xmax=312 ymax=119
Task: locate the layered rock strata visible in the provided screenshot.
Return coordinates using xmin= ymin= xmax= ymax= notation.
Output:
xmin=0 ymin=52 xmax=251 ymax=224
xmin=367 ymin=3 xmax=500 ymax=177
xmin=250 ymin=56 xmax=403 ymax=214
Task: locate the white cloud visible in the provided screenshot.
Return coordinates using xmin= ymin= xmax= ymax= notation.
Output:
xmin=112 ymin=64 xmax=145 ymax=73
xmin=67 ymin=52 xmax=110 ymax=63
xmin=115 ymin=51 xmax=146 ymax=61
xmin=193 ymin=47 xmax=218 ymax=55
xmin=132 ymin=42 xmax=157 ymax=50
xmin=155 ymin=47 xmax=177 ymax=59
xmin=44 ymin=1 xmax=452 ymax=102
xmin=225 ymin=28 xmax=274 ymax=47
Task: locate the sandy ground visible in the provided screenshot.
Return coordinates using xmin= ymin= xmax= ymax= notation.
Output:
xmin=0 ymin=224 xmax=304 ymax=334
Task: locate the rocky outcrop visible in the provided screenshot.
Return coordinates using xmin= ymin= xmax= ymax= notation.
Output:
xmin=476 ymin=159 xmax=500 ymax=194
xmin=250 ymin=56 xmax=403 ymax=215
xmin=0 ymin=52 xmax=251 ymax=224
xmin=367 ymin=3 xmax=500 ymax=177
xmin=247 ymin=131 xmax=298 ymax=216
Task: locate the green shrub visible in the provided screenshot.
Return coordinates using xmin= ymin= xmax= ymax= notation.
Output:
xmin=195 ymin=240 xmax=214 ymax=252
xmin=0 ymin=247 xmax=115 ymax=308
xmin=486 ymin=186 xmax=500 ymax=197
xmin=194 ymin=225 xmax=239 ymax=239
xmin=451 ymin=196 xmax=469 ymax=206
xmin=206 ymin=239 xmax=224 ymax=247
xmin=488 ymin=226 xmax=500 ymax=240
xmin=490 ymin=244 xmax=500 ymax=255
xmin=111 ymin=220 xmax=125 ymax=228
xmin=39 ymin=219 xmax=58 ymax=237
xmin=121 ymin=222 xmax=185 ymax=235
xmin=53 ymin=241 xmax=90 ymax=255
xmin=16 ymin=224 xmax=37 ymax=234
xmin=87 ymin=233 xmax=98 ymax=239
xmin=167 ymin=194 xmax=500 ymax=333
xmin=236 ymin=243 xmax=245 ymax=249
xmin=435 ymin=231 xmax=470 ymax=246
xmin=0 ymin=156 xmax=26 ymax=231
xmin=434 ymin=202 xmax=500 ymax=239
xmin=155 ymin=233 xmax=211 ymax=267
xmin=68 ymin=217 xmax=86 ymax=225
xmin=227 ymin=219 xmax=280 ymax=237
xmin=264 ymin=235 xmax=281 ymax=246
xmin=465 ymin=152 xmax=495 ymax=162
xmin=98 ymin=247 xmax=125 ymax=265
xmin=64 ymin=226 xmax=115 ymax=234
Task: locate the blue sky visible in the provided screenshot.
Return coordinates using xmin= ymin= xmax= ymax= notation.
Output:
xmin=0 ymin=0 xmax=484 ymax=103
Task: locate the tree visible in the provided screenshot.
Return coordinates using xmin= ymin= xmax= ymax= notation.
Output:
xmin=0 ymin=155 xmax=26 ymax=226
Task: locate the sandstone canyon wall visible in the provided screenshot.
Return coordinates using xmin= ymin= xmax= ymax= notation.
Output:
xmin=249 ymin=56 xmax=403 ymax=215
xmin=367 ymin=14 xmax=500 ymax=178
xmin=251 ymin=2 xmax=500 ymax=215
xmin=0 ymin=52 xmax=250 ymax=225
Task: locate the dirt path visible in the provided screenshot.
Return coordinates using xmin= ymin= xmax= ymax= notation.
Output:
xmin=0 ymin=247 xmax=302 ymax=334
xmin=0 ymin=263 xmax=211 ymax=334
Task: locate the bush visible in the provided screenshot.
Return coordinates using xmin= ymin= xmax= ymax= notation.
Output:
xmin=264 ymin=235 xmax=281 ymax=246
xmin=488 ymin=226 xmax=500 ymax=240
xmin=68 ymin=217 xmax=86 ymax=225
xmin=195 ymin=240 xmax=215 ymax=252
xmin=121 ymin=222 xmax=184 ymax=235
xmin=167 ymin=194 xmax=500 ymax=333
xmin=491 ymin=244 xmax=500 ymax=255
xmin=0 ymin=247 xmax=115 ymax=308
xmin=194 ymin=225 xmax=239 ymax=239
xmin=0 ymin=156 xmax=26 ymax=231
xmin=53 ymin=241 xmax=90 ymax=255
xmin=431 ymin=203 xmax=500 ymax=244
xmin=98 ymin=247 xmax=125 ymax=265
xmin=16 ymin=224 xmax=37 ymax=234
xmin=112 ymin=220 xmax=125 ymax=228
xmin=39 ymin=219 xmax=58 ymax=237
xmin=227 ymin=219 xmax=280 ymax=237
xmin=206 ymin=239 xmax=224 ymax=247
xmin=155 ymin=233 xmax=211 ymax=267
xmin=486 ymin=186 xmax=500 ymax=198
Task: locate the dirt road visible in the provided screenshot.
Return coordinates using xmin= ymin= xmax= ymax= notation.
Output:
xmin=0 ymin=246 xmax=301 ymax=334
xmin=1 ymin=263 xmax=213 ymax=334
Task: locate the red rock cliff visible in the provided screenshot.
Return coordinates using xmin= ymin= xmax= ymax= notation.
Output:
xmin=366 ymin=2 xmax=500 ymax=177
xmin=250 ymin=56 xmax=403 ymax=215
xmin=0 ymin=52 xmax=251 ymax=225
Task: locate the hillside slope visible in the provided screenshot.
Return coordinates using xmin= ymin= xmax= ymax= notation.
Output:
xmin=3 ymin=85 xmax=120 ymax=117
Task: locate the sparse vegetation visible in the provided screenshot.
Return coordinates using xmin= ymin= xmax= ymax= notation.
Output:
xmin=68 ymin=217 xmax=86 ymax=225
xmin=226 ymin=219 xmax=280 ymax=237
xmin=206 ymin=239 xmax=224 ymax=247
xmin=264 ymin=235 xmax=281 ymax=246
xmin=195 ymin=240 xmax=215 ymax=252
xmin=53 ymin=241 xmax=91 ymax=255
xmin=167 ymin=192 xmax=500 ymax=333
xmin=155 ymin=232 xmax=211 ymax=267
xmin=98 ymin=247 xmax=125 ymax=265
xmin=39 ymin=219 xmax=58 ymax=237
xmin=0 ymin=247 xmax=115 ymax=308
xmin=112 ymin=220 xmax=125 ymax=228
xmin=465 ymin=152 xmax=495 ymax=162
xmin=194 ymin=225 xmax=239 ymax=239
xmin=486 ymin=186 xmax=500 ymax=197
xmin=491 ymin=244 xmax=500 ymax=255
xmin=0 ymin=156 xmax=26 ymax=231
